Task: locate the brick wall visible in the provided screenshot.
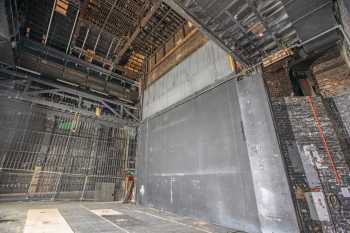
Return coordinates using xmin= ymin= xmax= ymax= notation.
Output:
xmin=272 ymin=96 xmax=350 ymax=233
xmin=327 ymin=93 xmax=350 ymax=165
xmin=312 ymin=52 xmax=350 ymax=97
xmin=263 ymin=60 xmax=294 ymax=97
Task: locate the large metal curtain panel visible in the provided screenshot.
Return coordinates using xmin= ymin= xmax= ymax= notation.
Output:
xmin=0 ymin=98 xmax=137 ymax=201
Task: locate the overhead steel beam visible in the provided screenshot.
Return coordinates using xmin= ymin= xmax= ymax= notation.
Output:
xmin=248 ymin=0 xmax=279 ymax=47
xmin=26 ymin=88 xmax=59 ymax=95
xmin=0 ymin=66 xmax=140 ymax=123
xmin=142 ymin=8 xmax=172 ymax=43
xmin=22 ymin=39 xmax=138 ymax=87
xmin=114 ymin=0 xmax=162 ymax=64
xmin=1 ymin=92 xmax=134 ymax=126
xmin=164 ymin=0 xmax=247 ymax=65
xmin=101 ymin=100 xmax=122 ymax=118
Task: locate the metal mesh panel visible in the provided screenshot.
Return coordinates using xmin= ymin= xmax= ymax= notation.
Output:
xmin=0 ymin=97 xmax=136 ymax=201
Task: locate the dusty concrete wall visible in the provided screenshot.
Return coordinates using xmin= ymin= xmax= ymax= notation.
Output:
xmin=142 ymin=40 xmax=232 ymax=119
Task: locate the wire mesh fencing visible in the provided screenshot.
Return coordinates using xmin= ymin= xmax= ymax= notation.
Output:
xmin=0 ymin=98 xmax=137 ymax=201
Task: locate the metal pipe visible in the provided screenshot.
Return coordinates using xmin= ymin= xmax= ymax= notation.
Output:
xmin=52 ymin=113 xmax=79 ymax=200
xmin=293 ymin=25 xmax=342 ymax=48
xmin=93 ymin=0 xmax=119 ymax=53
xmin=79 ymin=27 xmax=90 ymax=58
xmin=104 ymin=37 xmax=116 ymax=64
xmin=339 ymin=26 xmax=350 ymax=49
xmin=291 ymin=1 xmax=331 ymax=25
xmin=66 ymin=9 xmax=80 ymax=54
xmin=44 ymin=0 xmax=58 ymax=46
xmin=93 ymin=34 xmax=101 ymax=52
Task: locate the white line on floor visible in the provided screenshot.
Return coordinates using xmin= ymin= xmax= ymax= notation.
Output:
xmin=80 ymin=205 xmax=131 ymax=233
xmin=90 ymin=209 xmax=124 ymax=216
xmin=134 ymin=209 xmax=214 ymax=233
xmin=23 ymin=209 xmax=74 ymax=233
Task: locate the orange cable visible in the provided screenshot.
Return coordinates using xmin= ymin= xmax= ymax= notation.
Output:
xmin=307 ymin=96 xmax=341 ymax=185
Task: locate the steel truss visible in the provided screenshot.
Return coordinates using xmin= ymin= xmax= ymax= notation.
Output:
xmin=0 ymin=64 xmax=140 ymax=126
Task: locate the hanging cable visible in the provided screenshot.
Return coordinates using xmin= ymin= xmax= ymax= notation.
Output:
xmin=307 ymin=96 xmax=341 ymax=185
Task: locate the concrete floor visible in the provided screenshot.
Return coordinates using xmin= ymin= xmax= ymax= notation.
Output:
xmin=0 ymin=201 xmax=242 ymax=233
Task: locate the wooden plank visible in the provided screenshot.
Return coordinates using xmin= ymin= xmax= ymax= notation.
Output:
xmin=147 ymin=28 xmax=208 ymax=86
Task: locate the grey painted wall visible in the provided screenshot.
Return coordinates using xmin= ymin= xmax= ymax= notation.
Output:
xmin=137 ymin=73 xmax=299 ymax=233
xmin=138 ymin=80 xmax=261 ymax=233
xmin=236 ymin=74 xmax=299 ymax=233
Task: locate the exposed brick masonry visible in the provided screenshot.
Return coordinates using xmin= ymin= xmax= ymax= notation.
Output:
xmin=312 ymin=52 xmax=350 ymax=97
xmin=272 ymin=96 xmax=350 ymax=233
xmin=263 ymin=60 xmax=294 ymax=97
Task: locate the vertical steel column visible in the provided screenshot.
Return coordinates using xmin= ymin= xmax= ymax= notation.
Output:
xmin=81 ymin=123 xmax=98 ymax=200
xmin=105 ymin=38 xmax=116 ymax=59
xmin=51 ymin=113 xmax=79 ymax=200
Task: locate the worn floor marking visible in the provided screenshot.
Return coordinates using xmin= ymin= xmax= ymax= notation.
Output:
xmin=81 ymin=205 xmax=131 ymax=233
xmin=23 ymin=209 xmax=74 ymax=233
xmin=134 ymin=209 xmax=214 ymax=233
xmin=90 ymin=209 xmax=123 ymax=216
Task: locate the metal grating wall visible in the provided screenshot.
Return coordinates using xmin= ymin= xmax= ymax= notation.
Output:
xmin=0 ymin=97 xmax=136 ymax=201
